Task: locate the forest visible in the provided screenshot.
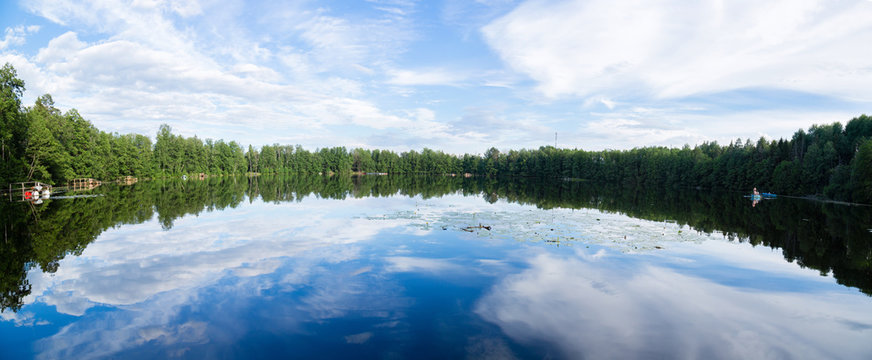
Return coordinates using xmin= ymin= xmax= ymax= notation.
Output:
xmin=2 ymin=63 xmax=871 ymax=203
xmin=3 ymin=175 xmax=871 ymax=312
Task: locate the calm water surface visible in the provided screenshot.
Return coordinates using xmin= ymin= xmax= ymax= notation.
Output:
xmin=2 ymin=176 xmax=871 ymax=359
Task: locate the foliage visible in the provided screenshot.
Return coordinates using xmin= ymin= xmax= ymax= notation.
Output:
xmin=0 ymin=63 xmax=870 ymax=203
xmin=3 ymin=175 xmax=871 ymax=312
xmin=851 ymin=139 xmax=872 ymax=203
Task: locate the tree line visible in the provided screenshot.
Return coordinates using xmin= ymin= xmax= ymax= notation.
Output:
xmin=4 ymin=174 xmax=871 ymax=312
xmin=1 ymin=63 xmax=871 ymax=202
xmin=473 ymin=121 xmax=872 ymax=203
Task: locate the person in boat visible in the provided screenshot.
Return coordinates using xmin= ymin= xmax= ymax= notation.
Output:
xmin=751 ymin=187 xmax=760 ymax=207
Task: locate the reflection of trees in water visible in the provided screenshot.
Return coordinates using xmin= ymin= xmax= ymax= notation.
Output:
xmin=477 ymin=178 xmax=872 ymax=296
xmin=3 ymin=175 xmax=871 ymax=312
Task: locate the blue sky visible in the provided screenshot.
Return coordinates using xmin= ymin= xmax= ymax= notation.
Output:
xmin=1 ymin=0 xmax=870 ymax=154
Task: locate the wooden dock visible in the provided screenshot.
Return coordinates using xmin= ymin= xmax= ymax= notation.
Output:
xmin=117 ymin=176 xmax=138 ymax=185
xmin=7 ymin=181 xmax=52 ymax=202
xmin=68 ymin=178 xmax=102 ymax=192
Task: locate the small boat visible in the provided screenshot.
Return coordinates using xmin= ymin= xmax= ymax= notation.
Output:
xmin=761 ymin=193 xmax=777 ymax=198
xmin=750 ymin=194 xmax=761 ymax=200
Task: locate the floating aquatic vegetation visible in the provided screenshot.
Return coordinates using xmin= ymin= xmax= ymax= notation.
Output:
xmin=367 ymin=198 xmax=714 ymax=253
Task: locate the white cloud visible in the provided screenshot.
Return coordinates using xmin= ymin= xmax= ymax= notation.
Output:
xmin=0 ymin=310 xmax=49 ymax=327
xmin=0 ymin=25 xmax=40 ymax=50
xmin=10 ymin=0 xmax=459 ymax=149
xmin=24 ymin=197 xmax=410 ymax=316
xmin=34 ymin=31 xmax=84 ymax=64
xmin=230 ymin=63 xmax=283 ymax=83
xmin=560 ymin=106 xmax=862 ymax=151
xmin=387 ymin=68 xmax=468 ymax=86
xmin=476 ymin=250 xmax=872 ymax=359
xmin=8 ymin=189 xmax=870 ymax=358
xmin=8 ymin=0 xmax=871 ymax=153
xmin=483 ymin=0 xmax=872 ymax=101
xmin=167 ymin=0 xmax=203 ymax=17
xmin=24 ymin=195 xmax=419 ymax=359
xmin=345 ymin=331 xmax=374 ymax=344
xmin=261 ymin=2 xmax=416 ymax=75
xmin=385 ymin=256 xmax=462 ymax=273
xmin=442 ymin=106 xmax=555 ymax=151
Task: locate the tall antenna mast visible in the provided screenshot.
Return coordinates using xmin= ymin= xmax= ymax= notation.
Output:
xmin=555 ymin=132 xmax=557 ymax=148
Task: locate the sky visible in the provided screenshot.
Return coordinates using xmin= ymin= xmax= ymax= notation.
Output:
xmin=1 ymin=0 xmax=871 ymax=154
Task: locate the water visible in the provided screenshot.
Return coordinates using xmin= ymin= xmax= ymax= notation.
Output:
xmin=2 ymin=175 xmax=871 ymax=359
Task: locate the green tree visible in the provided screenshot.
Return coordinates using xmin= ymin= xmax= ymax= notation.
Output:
xmin=0 ymin=63 xmax=27 ymax=184
xmin=851 ymin=140 xmax=872 ymax=203
xmin=22 ymin=95 xmax=72 ymax=183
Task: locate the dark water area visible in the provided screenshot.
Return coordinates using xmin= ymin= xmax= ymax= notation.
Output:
xmin=1 ymin=175 xmax=871 ymax=359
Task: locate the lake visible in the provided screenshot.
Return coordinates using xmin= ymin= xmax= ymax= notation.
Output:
xmin=2 ymin=175 xmax=871 ymax=359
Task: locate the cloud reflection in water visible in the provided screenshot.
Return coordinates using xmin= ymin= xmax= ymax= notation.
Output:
xmin=25 ymin=196 xmax=416 ymax=359
xmin=5 ymin=193 xmax=872 ymax=359
xmin=475 ymin=247 xmax=872 ymax=359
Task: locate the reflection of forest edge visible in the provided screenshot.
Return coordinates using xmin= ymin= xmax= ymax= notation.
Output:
xmin=2 ymin=174 xmax=871 ymax=313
